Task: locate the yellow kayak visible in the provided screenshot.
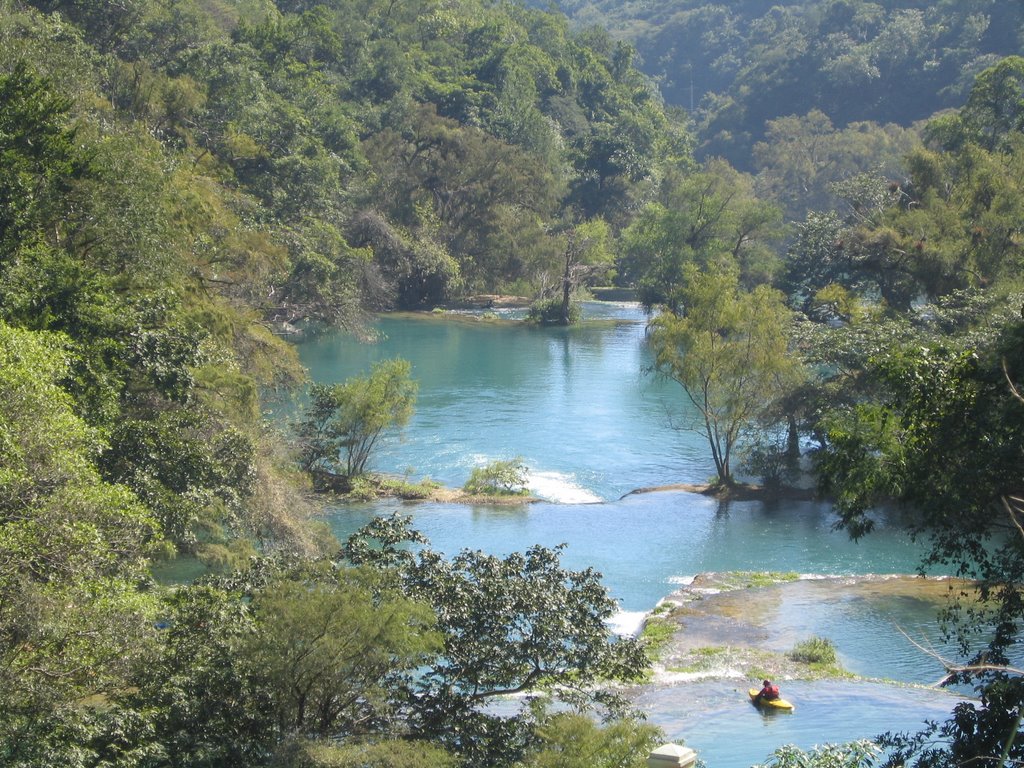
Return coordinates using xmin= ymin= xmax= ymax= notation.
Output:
xmin=748 ymin=688 xmax=795 ymax=711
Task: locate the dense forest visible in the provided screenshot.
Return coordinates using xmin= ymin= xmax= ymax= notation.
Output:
xmin=534 ymin=0 xmax=1024 ymax=168
xmin=2 ymin=0 xmax=1024 ymax=765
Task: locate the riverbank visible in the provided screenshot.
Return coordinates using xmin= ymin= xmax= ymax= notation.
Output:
xmin=437 ymin=294 xmax=532 ymax=310
xmin=324 ymin=474 xmax=814 ymax=507
xmin=321 ymin=472 xmax=542 ymax=505
xmin=435 ymin=290 xmax=637 ymax=310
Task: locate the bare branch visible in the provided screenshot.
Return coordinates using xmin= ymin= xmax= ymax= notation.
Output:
xmin=1003 ymin=359 xmax=1024 ymax=403
xmin=894 ymin=624 xmax=1024 ymax=687
xmin=1004 ymin=495 xmax=1024 ymax=541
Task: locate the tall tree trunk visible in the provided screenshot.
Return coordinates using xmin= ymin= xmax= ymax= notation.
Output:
xmin=786 ymin=414 xmax=800 ymax=458
xmin=560 ymin=235 xmax=574 ymax=325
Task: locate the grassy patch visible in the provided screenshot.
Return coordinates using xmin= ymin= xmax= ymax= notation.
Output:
xmin=788 ymin=636 xmax=837 ymax=664
xmin=787 ymin=636 xmax=847 ymax=676
xmin=640 ymin=616 xmax=676 ymax=662
xmin=716 ymin=571 xmax=801 ymax=590
xmin=747 ymin=664 xmax=774 ymax=681
xmin=345 ymin=473 xmax=442 ymax=501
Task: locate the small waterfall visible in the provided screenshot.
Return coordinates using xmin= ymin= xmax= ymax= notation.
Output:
xmin=608 ymin=609 xmax=648 ymax=637
xmin=528 ymin=470 xmax=604 ymax=504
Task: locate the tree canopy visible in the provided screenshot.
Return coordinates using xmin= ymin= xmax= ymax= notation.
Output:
xmin=342 ymin=513 xmax=650 ymax=764
xmin=540 ymin=0 xmax=1024 ymax=170
xmin=650 ymin=266 xmax=799 ymax=485
xmin=297 ymin=358 xmax=417 ymax=484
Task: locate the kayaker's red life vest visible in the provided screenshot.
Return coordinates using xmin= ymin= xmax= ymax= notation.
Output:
xmin=762 ymin=684 xmax=780 ymax=699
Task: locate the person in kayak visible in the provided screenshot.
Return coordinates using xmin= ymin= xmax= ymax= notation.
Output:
xmin=754 ymin=679 xmax=780 ymax=703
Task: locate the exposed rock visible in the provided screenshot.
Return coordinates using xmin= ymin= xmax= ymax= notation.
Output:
xmin=642 ymin=573 xmax=970 ymax=687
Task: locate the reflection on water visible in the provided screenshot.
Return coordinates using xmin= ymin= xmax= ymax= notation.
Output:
xmin=297 ymin=304 xmax=704 ymax=499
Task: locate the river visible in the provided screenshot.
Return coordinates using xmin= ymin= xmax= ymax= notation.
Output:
xmin=296 ymin=302 xmax=968 ymax=766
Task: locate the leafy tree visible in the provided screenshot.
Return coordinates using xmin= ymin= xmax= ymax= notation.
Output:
xmin=739 ymin=429 xmax=800 ymax=489
xmin=894 ymin=138 xmax=1024 ymax=300
xmin=27 ymin=0 xmax=148 ymax=54
xmin=0 ymin=322 xmax=161 ymax=761
xmin=649 ymin=265 xmax=800 ymax=485
xmin=619 ymin=161 xmax=783 ymax=312
xmin=958 ymin=55 xmax=1024 ymax=152
xmin=297 ymin=359 xmax=417 ymax=483
xmin=755 ymin=740 xmax=880 ymax=768
xmin=780 ymin=156 xmax=1022 ymax=316
xmin=753 ymin=110 xmax=918 ymax=220
xmin=121 ymin=584 xmax=275 ymax=767
xmin=0 ymin=61 xmax=81 ymax=256
xmin=753 ymin=109 xmax=839 ymax=219
xmin=783 ymin=210 xmax=851 ymax=316
xmin=815 ymin=316 xmax=1024 ymax=768
xmin=100 ymin=409 xmax=257 ymax=552
xmin=272 ymin=220 xmax=372 ymax=327
xmin=343 ymin=514 xmax=649 ymax=764
xmin=245 ymin=568 xmax=440 ymax=739
xmin=519 ymin=711 xmax=664 ymax=768
xmin=413 ymin=543 xmax=647 ymax=715
xmin=801 ymin=131 xmax=1024 ymax=318
xmin=121 ymin=561 xmax=441 ymax=765
xmin=539 ymin=217 xmax=614 ymax=325
xmin=346 ymin=209 xmax=461 ymax=310
xmin=269 ymin=736 xmax=458 ymax=768
xmin=567 ymin=108 xmax=661 ymax=225
xmin=361 ymin=104 xmax=563 ymax=296
xmin=787 ymin=288 xmax=1016 ymax=466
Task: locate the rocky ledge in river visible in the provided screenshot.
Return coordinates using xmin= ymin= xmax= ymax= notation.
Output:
xmin=640 ymin=572 xmax=971 ymax=687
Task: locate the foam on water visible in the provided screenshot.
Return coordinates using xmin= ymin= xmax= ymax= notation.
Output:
xmin=528 ymin=470 xmax=604 ymax=504
xmin=667 ymin=575 xmax=696 ymax=586
xmin=655 ymin=667 xmax=748 ymax=684
xmin=608 ymin=609 xmax=648 ymax=637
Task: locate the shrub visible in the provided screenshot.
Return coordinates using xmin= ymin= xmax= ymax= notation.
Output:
xmin=756 ymin=740 xmax=879 ymax=768
xmin=345 ymin=474 xmax=440 ymax=501
xmin=463 ymin=458 xmax=529 ymax=495
xmin=271 ymin=737 xmax=457 ymax=767
xmin=788 ymin=636 xmax=838 ymax=665
xmin=527 ymin=297 xmax=580 ymax=325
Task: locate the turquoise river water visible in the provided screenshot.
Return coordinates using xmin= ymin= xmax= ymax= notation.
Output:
xmin=296 ymin=302 xmax=969 ymax=767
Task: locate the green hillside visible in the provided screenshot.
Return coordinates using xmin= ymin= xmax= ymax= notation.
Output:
xmin=529 ymin=0 xmax=1024 ymax=168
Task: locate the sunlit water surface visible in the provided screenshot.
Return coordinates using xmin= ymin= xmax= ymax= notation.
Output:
xmin=296 ymin=304 xmax=971 ymax=765
xmin=636 ymin=679 xmax=961 ymax=767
